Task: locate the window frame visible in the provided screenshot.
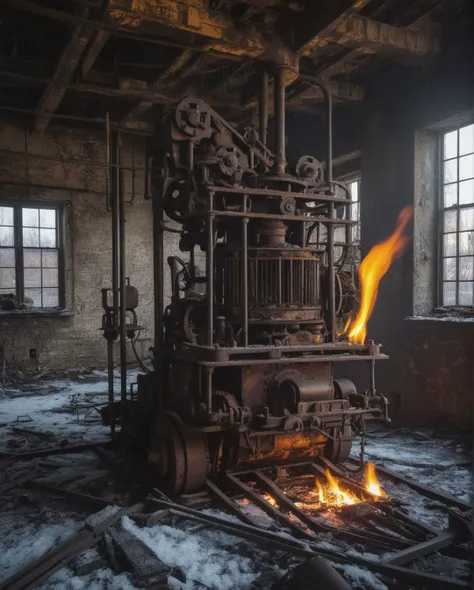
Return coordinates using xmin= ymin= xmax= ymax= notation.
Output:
xmin=439 ymin=122 xmax=474 ymax=308
xmin=0 ymin=201 xmax=65 ymax=311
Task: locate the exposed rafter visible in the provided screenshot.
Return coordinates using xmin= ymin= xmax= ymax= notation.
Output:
xmin=34 ymin=12 xmax=94 ymax=133
xmin=325 ymin=14 xmax=438 ymax=57
xmin=81 ymin=30 xmax=111 ymax=79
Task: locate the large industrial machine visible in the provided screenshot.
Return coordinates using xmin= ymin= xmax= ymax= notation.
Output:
xmin=101 ymin=66 xmax=389 ymax=496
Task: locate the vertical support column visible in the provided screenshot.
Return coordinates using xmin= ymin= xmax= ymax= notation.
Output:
xmin=311 ymin=80 xmax=334 ymax=342
xmin=259 ymin=69 xmax=269 ymax=147
xmin=274 ymin=66 xmax=286 ymax=176
xmin=118 ymin=134 xmax=127 ymax=405
xmin=242 ymin=195 xmax=249 ymax=347
xmin=207 ymin=192 xmax=215 ymax=347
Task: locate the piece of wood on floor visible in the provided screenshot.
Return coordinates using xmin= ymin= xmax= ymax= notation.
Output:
xmin=109 ymin=522 xmax=169 ymax=586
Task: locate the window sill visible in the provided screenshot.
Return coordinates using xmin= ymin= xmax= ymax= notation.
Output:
xmin=405 ymin=310 xmax=474 ymax=324
xmin=0 ymin=309 xmax=73 ymax=318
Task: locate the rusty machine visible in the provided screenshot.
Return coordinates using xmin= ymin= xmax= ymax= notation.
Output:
xmin=101 ymin=66 xmax=389 ymax=495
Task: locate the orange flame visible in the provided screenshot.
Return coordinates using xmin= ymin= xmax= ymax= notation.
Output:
xmin=364 ymin=462 xmax=386 ymax=497
xmin=325 ymin=469 xmax=357 ymax=506
xmin=345 ymin=206 xmax=413 ymax=344
xmin=264 ymin=493 xmax=277 ymax=506
xmin=317 ymin=480 xmax=325 ymax=504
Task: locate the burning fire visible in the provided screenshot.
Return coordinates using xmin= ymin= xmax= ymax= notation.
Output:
xmin=261 ymin=464 xmax=386 ymax=511
xmin=365 ymin=462 xmax=386 ymax=498
xmin=344 ymin=206 xmax=413 ymax=344
xmin=324 ymin=469 xmax=356 ymax=506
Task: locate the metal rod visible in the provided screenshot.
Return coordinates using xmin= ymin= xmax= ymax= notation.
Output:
xmin=111 ymin=133 xmax=119 ymax=335
xmin=259 ymin=69 xmax=269 ymax=147
xmin=118 ymin=135 xmax=127 ymax=405
xmin=242 ymin=195 xmax=249 ymax=347
xmin=105 ymin=113 xmax=111 ymax=213
xmin=310 ymin=79 xmax=335 ymax=341
xmin=107 ymin=338 xmax=115 ymax=436
xmin=205 ymin=367 xmax=213 ymax=413
xmin=207 ymin=193 xmax=215 ymax=346
xmin=274 ymin=66 xmax=286 ymax=176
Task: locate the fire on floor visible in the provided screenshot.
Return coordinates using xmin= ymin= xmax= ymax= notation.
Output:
xmin=0 ymin=370 xmax=471 ymax=590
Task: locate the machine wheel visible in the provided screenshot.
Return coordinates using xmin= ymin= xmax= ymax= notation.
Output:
xmin=324 ymin=424 xmax=352 ymax=464
xmin=149 ymin=412 xmax=208 ymax=495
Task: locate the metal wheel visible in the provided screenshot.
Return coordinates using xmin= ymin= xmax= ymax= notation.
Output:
xmin=149 ymin=412 xmax=208 ymax=495
xmin=324 ymin=424 xmax=352 ymax=464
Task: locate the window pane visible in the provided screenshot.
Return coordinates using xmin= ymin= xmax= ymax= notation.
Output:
xmin=352 ymin=202 xmax=359 ymax=223
xmin=24 ymin=268 xmax=41 ymax=288
xmin=459 ymin=207 xmax=474 ymax=231
xmin=0 ymin=248 xmax=15 ymax=267
xmin=444 ymin=183 xmax=457 ymax=207
xmin=42 ymin=269 xmax=58 ymax=287
xmin=23 ymin=249 xmax=41 ymax=268
xmin=24 ymin=288 xmax=41 ymax=307
xmin=0 ymin=268 xmax=15 ymax=289
xmin=0 ymin=206 xmax=13 ymax=226
xmin=23 ymin=227 xmax=39 ymax=247
xmin=40 ymin=228 xmax=56 ymax=248
xmin=444 ymin=210 xmax=457 ymax=233
xmin=42 ymin=288 xmax=58 ymax=307
xmin=39 ymin=209 xmax=56 ymax=229
xmin=0 ymin=226 xmax=14 ymax=247
xmin=443 ymin=233 xmax=457 ymax=256
xmin=459 ymin=154 xmax=474 ymax=181
xmin=350 ymin=181 xmax=359 ymax=202
xmin=459 ymin=179 xmax=474 ymax=205
xmin=22 ymin=208 xmax=38 ymax=227
xmin=443 ymin=282 xmax=456 ymax=306
xmin=42 ymin=250 xmax=58 ymax=268
xmin=458 ymin=282 xmax=473 ymax=305
xmin=444 ymin=130 xmax=458 ymax=160
xmin=459 ymin=257 xmax=474 ymax=280
xmin=443 ymin=257 xmax=457 ymax=280
xmin=460 ymin=124 xmax=474 ymax=156
xmin=459 ymin=232 xmax=474 ymax=255
xmin=444 ymin=159 xmax=457 ymax=184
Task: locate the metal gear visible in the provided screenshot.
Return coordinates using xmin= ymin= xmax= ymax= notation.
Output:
xmin=175 ymin=98 xmax=211 ymax=137
xmin=295 ymin=155 xmax=324 ymax=187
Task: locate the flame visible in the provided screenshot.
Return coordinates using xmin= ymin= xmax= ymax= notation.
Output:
xmin=263 ymin=493 xmax=277 ymax=506
xmin=317 ymin=480 xmax=325 ymax=504
xmin=364 ymin=462 xmax=386 ymax=497
xmin=345 ymin=206 xmax=413 ymax=344
xmin=325 ymin=469 xmax=357 ymax=506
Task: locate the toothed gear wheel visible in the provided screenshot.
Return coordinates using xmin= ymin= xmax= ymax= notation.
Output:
xmin=296 ymin=155 xmax=324 ymax=187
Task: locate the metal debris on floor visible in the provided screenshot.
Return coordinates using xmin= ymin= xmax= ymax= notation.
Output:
xmin=0 ymin=370 xmax=472 ymax=589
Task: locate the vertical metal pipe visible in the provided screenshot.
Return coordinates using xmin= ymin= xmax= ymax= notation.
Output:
xmin=207 ymin=193 xmax=215 ymax=346
xmin=312 ymin=80 xmax=335 ymax=341
xmin=259 ymin=69 xmax=269 ymax=147
xmin=118 ymin=134 xmax=127 ymax=404
xmin=107 ymin=339 xmax=115 ymax=435
xmin=242 ymin=196 xmax=249 ymax=347
xmin=105 ymin=113 xmax=111 ymax=212
xmin=111 ymin=133 xmax=119 ymax=324
xmin=274 ymin=66 xmax=286 ymax=176
xmin=205 ymin=367 xmax=214 ymax=414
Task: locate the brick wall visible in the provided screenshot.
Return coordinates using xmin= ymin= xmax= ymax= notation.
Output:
xmin=0 ymin=117 xmax=182 ymax=370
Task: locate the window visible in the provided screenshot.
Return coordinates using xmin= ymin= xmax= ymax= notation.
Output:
xmin=441 ymin=123 xmax=474 ymax=306
xmin=0 ymin=204 xmax=63 ymax=310
xmin=334 ymin=175 xmax=361 ymax=266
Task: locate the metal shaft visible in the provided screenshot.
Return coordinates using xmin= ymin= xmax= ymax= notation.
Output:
xmin=259 ymin=69 xmax=269 ymax=147
xmin=118 ymin=136 xmax=127 ymax=405
xmin=274 ymin=66 xmax=286 ymax=176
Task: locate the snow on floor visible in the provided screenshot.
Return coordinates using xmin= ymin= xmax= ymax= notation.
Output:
xmin=0 ymin=371 xmax=472 ymax=589
xmin=0 ymin=370 xmax=141 ymax=452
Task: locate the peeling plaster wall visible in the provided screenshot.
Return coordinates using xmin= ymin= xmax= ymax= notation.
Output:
xmin=0 ymin=117 xmax=180 ymax=370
